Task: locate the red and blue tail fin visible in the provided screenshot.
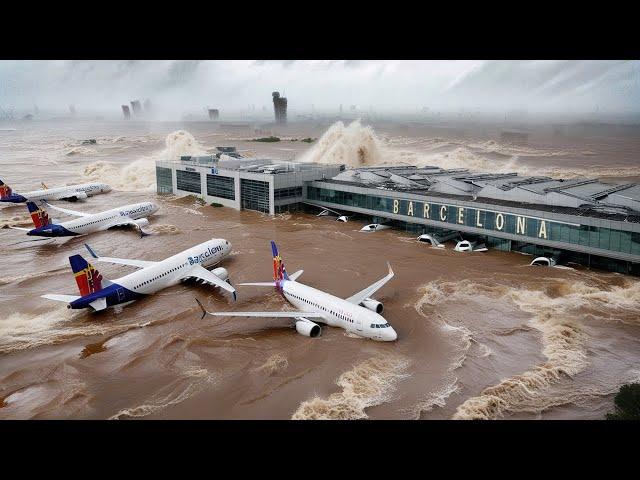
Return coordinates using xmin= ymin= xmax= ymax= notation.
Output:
xmin=271 ymin=240 xmax=290 ymax=282
xmin=69 ymin=254 xmax=104 ymax=296
xmin=27 ymin=201 xmax=51 ymax=228
xmin=0 ymin=179 xmax=13 ymax=199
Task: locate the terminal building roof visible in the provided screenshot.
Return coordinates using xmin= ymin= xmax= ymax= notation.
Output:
xmin=175 ymin=154 xmax=338 ymax=175
xmin=326 ymin=166 xmax=640 ymax=218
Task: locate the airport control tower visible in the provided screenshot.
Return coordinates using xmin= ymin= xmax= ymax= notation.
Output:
xmin=272 ymin=91 xmax=287 ymax=124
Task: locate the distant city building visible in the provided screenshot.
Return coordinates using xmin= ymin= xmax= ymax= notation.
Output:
xmin=208 ymin=108 xmax=219 ymax=120
xmin=272 ymin=91 xmax=287 ymax=124
xmin=69 ymin=105 xmax=76 ymax=116
xmin=130 ymin=100 xmax=142 ymax=115
xmin=121 ymin=105 xmax=131 ymax=119
xmin=143 ymin=99 xmax=152 ymax=112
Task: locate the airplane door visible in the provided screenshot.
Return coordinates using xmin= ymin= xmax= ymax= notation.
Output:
xmin=356 ymin=317 xmax=363 ymax=332
xmin=116 ymin=288 xmax=125 ymax=302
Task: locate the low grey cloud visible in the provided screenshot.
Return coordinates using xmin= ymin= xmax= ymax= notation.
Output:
xmin=0 ymin=60 xmax=637 ymax=118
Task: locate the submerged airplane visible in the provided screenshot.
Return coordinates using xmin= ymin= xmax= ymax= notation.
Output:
xmin=0 ymin=178 xmax=111 ymax=203
xmin=197 ymin=241 xmax=398 ymax=341
xmin=42 ymin=240 xmax=236 ymax=311
xmin=10 ymin=201 xmax=158 ymax=238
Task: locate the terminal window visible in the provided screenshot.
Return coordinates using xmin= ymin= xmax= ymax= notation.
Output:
xmin=241 ymin=179 xmax=270 ymax=213
xmin=206 ymin=174 xmax=235 ymax=200
xmin=176 ymin=170 xmax=202 ymax=194
xmin=156 ymin=167 xmax=173 ymax=194
xmin=274 ymin=186 xmax=302 ymax=200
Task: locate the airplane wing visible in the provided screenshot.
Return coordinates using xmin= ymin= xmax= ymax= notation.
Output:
xmin=195 ymin=298 xmax=322 ymax=320
xmin=84 ymin=243 xmax=157 ymax=269
xmin=109 ymin=218 xmax=150 ymax=237
xmin=42 ymin=293 xmax=81 ymax=303
xmin=183 ymin=265 xmax=237 ymax=299
xmin=42 ymin=201 xmax=90 ymax=217
xmin=344 ymin=262 xmax=394 ymax=305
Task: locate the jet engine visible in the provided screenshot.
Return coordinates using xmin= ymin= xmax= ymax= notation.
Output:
xmin=62 ymin=192 xmax=87 ymax=201
xmin=295 ymin=318 xmax=321 ymax=337
xmin=361 ymin=298 xmax=383 ymax=314
xmin=133 ymin=218 xmax=150 ymax=228
xmin=212 ymin=267 xmax=229 ymax=282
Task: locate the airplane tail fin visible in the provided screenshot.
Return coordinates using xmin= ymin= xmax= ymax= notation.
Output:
xmin=0 ymin=179 xmax=13 ymax=199
xmin=69 ymin=254 xmax=106 ymax=296
xmin=26 ymin=201 xmax=51 ymax=228
xmin=271 ymin=240 xmax=290 ymax=282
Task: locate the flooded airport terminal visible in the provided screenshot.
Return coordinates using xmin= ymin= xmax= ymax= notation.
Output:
xmin=160 ymin=154 xmax=640 ymax=274
xmin=1 ymin=60 xmax=640 ymax=422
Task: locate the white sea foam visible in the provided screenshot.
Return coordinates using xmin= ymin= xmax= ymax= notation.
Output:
xmin=301 ymin=120 xmax=639 ymax=179
xmin=82 ymin=130 xmax=207 ymax=192
xmin=291 ymin=354 xmax=410 ymax=420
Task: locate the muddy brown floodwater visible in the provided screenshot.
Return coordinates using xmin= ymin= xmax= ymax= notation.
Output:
xmin=0 ymin=120 xmax=639 ymax=419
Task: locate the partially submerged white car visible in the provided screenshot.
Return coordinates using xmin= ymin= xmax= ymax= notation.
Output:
xmin=360 ymin=223 xmax=391 ymax=232
xmin=530 ymin=256 xmax=557 ymax=267
xmin=416 ymin=234 xmax=445 ymax=248
xmin=454 ymin=240 xmax=488 ymax=252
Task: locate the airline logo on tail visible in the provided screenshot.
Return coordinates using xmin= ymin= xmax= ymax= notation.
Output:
xmin=0 ymin=180 xmax=12 ymax=198
xmin=27 ymin=201 xmax=51 ymax=229
xmin=271 ymin=241 xmax=289 ymax=290
xmin=69 ymin=254 xmax=103 ymax=296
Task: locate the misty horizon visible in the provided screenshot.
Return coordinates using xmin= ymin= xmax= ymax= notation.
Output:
xmin=1 ymin=60 xmax=639 ymax=122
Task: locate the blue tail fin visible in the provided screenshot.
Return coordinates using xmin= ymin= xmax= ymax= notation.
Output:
xmin=69 ymin=254 xmax=104 ymax=297
xmin=0 ymin=179 xmax=12 ymax=199
xmin=271 ymin=240 xmax=289 ymax=282
xmin=27 ymin=201 xmax=51 ymax=228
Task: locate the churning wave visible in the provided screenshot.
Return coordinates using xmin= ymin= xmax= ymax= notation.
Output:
xmin=82 ymin=130 xmax=207 ymax=192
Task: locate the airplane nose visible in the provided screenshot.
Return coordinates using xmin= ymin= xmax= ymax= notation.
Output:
xmin=385 ymin=328 xmax=398 ymax=341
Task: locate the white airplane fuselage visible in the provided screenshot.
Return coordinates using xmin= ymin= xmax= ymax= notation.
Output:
xmin=49 ymin=239 xmax=234 ymax=311
xmin=117 ymin=239 xmax=232 ymax=295
xmin=29 ymin=202 xmax=158 ymax=237
xmin=3 ymin=182 xmax=111 ymax=203
xmin=281 ymin=280 xmax=397 ymax=341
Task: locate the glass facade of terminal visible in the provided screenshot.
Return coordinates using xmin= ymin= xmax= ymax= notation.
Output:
xmin=274 ymin=186 xmax=303 ymax=200
xmin=176 ymin=170 xmax=202 ymax=194
xmin=308 ymin=186 xmax=640 ymax=256
xmin=241 ymin=179 xmax=270 ymax=213
xmin=206 ymin=174 xmax=235 ymax=200
xmin=156 ymin=167 xmax=173 ymax=194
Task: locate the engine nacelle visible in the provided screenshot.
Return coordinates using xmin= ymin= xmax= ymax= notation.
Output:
xmin=212 ymin=267 xmax=229 ymax=282
xmin=295 ymin=319 xmax=321 ymax=338
xmin=337 ymin=215 xmax=349 ymax=222
xmin=134 ymin=218 xmax=150 ymax=228
xmin=361 ymin=298 xmax=383 ymax=314
xmin=62 ymin=191 xmax=88 ymax=201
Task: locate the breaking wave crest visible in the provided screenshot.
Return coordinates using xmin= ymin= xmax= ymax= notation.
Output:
xmin=291 ymin=354 xmax=409 ymax=420
xmin=109 ymin=366 xmax=216 ymax=420
xmin=82 ymin=130 xmax=207 ymax=192
xmin=300 ymin=120 xmax=384 ymax=166
xmin=412 ymin=277 xmax=640 ymax=419
xmin=302 ymin=121 xmax=639 ymax=179
xmin=253 ymin=353 xmax=289 ymax=375
xmin=148 ymin=224 xmax=181 ymax=235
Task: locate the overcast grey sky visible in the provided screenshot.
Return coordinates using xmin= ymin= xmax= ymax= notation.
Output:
xmin=0 ymin=60 xmax=638 ymax=117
